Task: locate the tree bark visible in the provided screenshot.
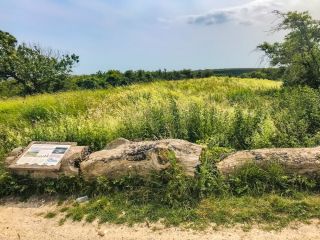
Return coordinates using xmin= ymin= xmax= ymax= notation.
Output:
xmin=80 ymin=138 xmax=203 ymax=180
xmin=217 ymin=147 xmax=320 ymax=177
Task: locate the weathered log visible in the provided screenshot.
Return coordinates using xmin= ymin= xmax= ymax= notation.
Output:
xmin=216 ymin=147 xmax=320 ymax=177
xmin=80 ymin=138 xmax=203 ymax=180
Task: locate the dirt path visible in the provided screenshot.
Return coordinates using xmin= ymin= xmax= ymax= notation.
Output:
xmin=0 ymin=200 xmax=320 ymax=240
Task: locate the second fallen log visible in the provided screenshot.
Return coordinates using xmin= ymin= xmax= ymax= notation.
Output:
xmin=216 ymin=147 xmax=320 ymax=177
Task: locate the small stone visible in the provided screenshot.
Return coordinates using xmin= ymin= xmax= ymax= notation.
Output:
xmin=76 ymin=196 xmax=89 ymax=203
xmin=97 ymin=230 xmax=105 ymax=237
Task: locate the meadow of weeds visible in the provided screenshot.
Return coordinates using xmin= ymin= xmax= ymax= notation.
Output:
xmin=0 ymin=77 xmax=281 ymax=152
xmin=1 ymin=76 xmax=320 ymax=228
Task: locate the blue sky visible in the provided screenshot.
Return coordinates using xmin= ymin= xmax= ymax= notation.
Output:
xmin=1 ymin=0 xmax=319 ymax=74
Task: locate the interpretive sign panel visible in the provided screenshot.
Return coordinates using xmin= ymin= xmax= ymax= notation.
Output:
xmin=9 ymin=141 xmax=77 ymax=171
xmin=16 ymin=143 xmax=71 ymax=166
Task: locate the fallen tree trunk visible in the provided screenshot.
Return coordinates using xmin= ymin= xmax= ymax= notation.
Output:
xmin=216 ymin=147 xmax=320 ymax=177
xmin=80 ymin=138 xmax=203 ymax=180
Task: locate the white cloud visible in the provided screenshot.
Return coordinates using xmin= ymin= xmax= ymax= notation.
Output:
xmin=187 ymin=0 xmax=320 ymax=26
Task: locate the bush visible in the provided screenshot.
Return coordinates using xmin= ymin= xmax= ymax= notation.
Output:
xmin=76 ymin=77 xmax=105 ymax=89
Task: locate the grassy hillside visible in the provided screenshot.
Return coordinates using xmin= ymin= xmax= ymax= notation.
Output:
xmin=2 ymin=76 xmax=320 ymax=228
xmin=2 ymin=75 xmax=320 ymax=155
xmin=0 ymin=77 xmax=281 ymax=153
xmin=3 ymin=75 xmax=320 ymax=158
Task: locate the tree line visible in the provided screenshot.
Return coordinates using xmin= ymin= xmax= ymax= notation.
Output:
xmin=70 ymin=68 xmax=281 ymax=90
xmin=0 ymin=11 xmax=319 ymax=96
xmin=0 ymin=66 xmax=280 ymax=97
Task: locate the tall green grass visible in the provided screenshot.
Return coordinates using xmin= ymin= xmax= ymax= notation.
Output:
xmin=2 ymin=76 xmax=320 ymax=154
xmin=2 ymin=77 xmax=320 ymax=169
xmin=0 ymin=77 xmax=282 ymax=151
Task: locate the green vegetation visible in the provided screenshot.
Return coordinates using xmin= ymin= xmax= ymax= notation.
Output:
xmin=58 ymin=158 xmax=318 ymax=230
xmin=0 ymin=65 xmax=280 ymax=98
xmin=2 ymin=76 xmax=320 ymax=156
xmin=0 ymin=30 xmax=79 ymax=96
xmin=0 ymin=29 xmax=280 ymax=97
xmin=1 ymin=76 xmax=320 ymax=228
xmin=61 ymin=194 xmax=320 ymax=230
xmin=3 ymin=11 xmax=319 ymax=97
xmin=259 ymin=11 xmax=320 ymax=88
xmin=1 ymin=10 xmax=320 ymax=230
xmin=68 ymin=68 xmax=281 ymax=91
xmin=1 ymin=77 xmax=282 ymax=154
xmin=25 ymin=159 xmax=319 ymax=229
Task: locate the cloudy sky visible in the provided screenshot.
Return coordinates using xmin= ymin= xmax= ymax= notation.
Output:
xmin=1 ymin=0 xmax=320 ymax=74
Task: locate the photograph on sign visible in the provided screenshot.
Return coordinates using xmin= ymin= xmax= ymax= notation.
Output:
xmin=16 ymin=144 xmax=71 ymax=166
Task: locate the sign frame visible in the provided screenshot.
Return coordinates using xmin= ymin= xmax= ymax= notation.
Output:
xmin=9 ymin=141 xmax=77 ymax=171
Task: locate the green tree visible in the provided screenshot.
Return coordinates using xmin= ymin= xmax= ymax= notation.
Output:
xmin=76 ymin=76 xmax=105 ymax=89
xmin=0 ymin=30 xmax=79 ymax=95
xmin=258 ymin=11 xmax=320 ymax=88
xmin=105 ymin=70 xmax=126 ymax=86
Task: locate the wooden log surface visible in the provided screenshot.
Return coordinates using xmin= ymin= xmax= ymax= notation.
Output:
xmin=80 ymin=138 xmax=203 ymax=180
xmin=216 ymin=147 xmax=320 ymax=176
